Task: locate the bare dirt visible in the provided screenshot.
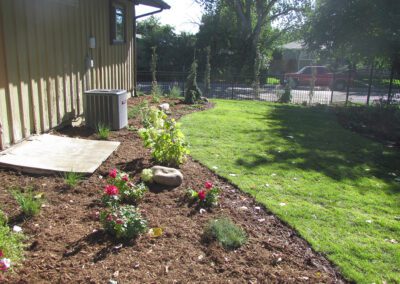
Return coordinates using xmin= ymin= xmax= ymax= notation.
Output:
xmin=0 ymin=96 xmax=347 ymax=283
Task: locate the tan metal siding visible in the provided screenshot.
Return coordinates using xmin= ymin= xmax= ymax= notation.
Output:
xmin=0 ymin=0 xmax=135 ymax=149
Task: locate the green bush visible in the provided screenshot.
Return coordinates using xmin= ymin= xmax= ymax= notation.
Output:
xmin=100 ymin=205 xmax=147 ymax=240
xmin=168 ymin=86 xmax=182 ymax=99
xmin=0 ymin=224 xmax=25 ymax=268
xmin=97 ymin=124 xmax=110 ymax=140
xmin=141 ymin=169 xmax=154 ymax=183
xmin=11 ymin=188 xmax=43 ymax=217
xmin=139 ymin=107 xmax=189 ymax=166
xmin=128 ymin=100 xmax=148 ymax=119
xmin=0 ymin=210 xmax=8 ymax=226
xmin=278 ymin=85 xmax=292 ymax=103
xmin=266 ymin=77 xmax=280 ymax=85
xmin=203 ymin=218 xmax=247 ymax=250
xmin=63 ymin=171 xmax=83 ymax=188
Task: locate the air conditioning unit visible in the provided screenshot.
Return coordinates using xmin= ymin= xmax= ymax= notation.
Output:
xmin=84 ymin=89 xmax=128 ymax=130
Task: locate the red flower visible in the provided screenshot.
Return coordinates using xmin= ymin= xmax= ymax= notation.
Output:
xmin=205 ymin=181 xmax=213 ymax=189
xmin=106 ymin=214 xmax=113 ymax=221
xmin=104 ymin=185 xmax=119 ymax=196
xmin=198 ymin=190 xmax=206 ymax=201
xmin=109 ymin=168 xmax=117 ymax=178
xmin=122 ymin=175 xmax=129 ymax=182
xmin=0 ymin=251 xmax=3 ymax=258
xmin=116 ymin=219 xmax=124 ymax=224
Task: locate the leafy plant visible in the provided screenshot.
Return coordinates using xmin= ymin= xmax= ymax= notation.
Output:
xmin=63 ymin=171 xmax=83 ymax=188
xmin=100 ymin=205 xmax=147 ymax=240
xmin=97 ymin=124 xmax=110 ymax=140
xmin=185 ymin=58 xmax=202 ymax=104
xmin=168 ymin=85 xmax=182 ymax=99
xmin=203 ymin=218 xmax=247 ymax=250
xmin=106 ymin=169 xmax=148 ymax=204
xmin=0 ymin=210 xmax=7 ymax=226
xmin=278 ymin=84 xmax=292 ymax=103
xmin=139 ymin=118 xmax=189 ymax=166
xmin=128 ymin=100 xmax=148 ymax=120
xmin=141 ymin=169 xmax=154 ymax=183
xmin=187 ymin=181 xmax=220 ymax=208
xmin=0 ymin=225 xmax=25 ymax=270
xmin=139 ymin=107 xmax=189 ymax=166
xmin=11 ymin=188 xmax=43 ymax=217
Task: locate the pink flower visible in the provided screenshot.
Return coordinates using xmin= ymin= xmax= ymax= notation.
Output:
xmin=116 ymin=219 xmax=124 ymax=224
xmin=109 ymin=168 xmax=117 ymax=179
xmin=93 ymin=211 xmax=100 ymax=220
xmin=205 ymin=181 xmax=213 ymax=189
xmin=0 ymin=258 xmax=10 ymax=271
xmin=198 ymin=190 xmax=206 ymax=201
xmin=122 ymin=175 xmax=129 ymax=182
xmin=104 ymin=185 xmax=119 ymax=196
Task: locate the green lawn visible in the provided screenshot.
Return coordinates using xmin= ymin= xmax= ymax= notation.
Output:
xmin=180 ymin=100 xmax=400 ymax=283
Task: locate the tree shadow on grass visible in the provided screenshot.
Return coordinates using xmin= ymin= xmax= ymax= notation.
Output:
xmin=235 ymin=104 xmax=400 ymax=196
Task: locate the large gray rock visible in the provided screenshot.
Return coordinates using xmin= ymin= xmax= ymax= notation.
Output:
xmin=151 ymin=166 xmax=183 ymax=187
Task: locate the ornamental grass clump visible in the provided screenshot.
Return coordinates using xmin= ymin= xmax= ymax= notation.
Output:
xmin=138 ymin=107 xmax=189 ymax=166
xmin=63 ymin=171 xmax=83 ymax=188
xmin=203 ymin=218 xmax=247 ymax=250
xmin=11 ymin=188 xmax=43 ymax=217
xmin=187 ymin=181 xmax=220 ymax=208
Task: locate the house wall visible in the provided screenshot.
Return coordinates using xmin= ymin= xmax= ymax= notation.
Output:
xmin=0 ymin=0 xmax=135 ymax=149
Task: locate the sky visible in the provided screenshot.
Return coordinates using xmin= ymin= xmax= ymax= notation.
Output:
xmin=136 ymin=0 xmax=204 ymax=34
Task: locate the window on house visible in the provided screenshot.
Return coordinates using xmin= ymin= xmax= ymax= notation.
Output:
xmin=110 ymin=1 xmax=126 ymax=44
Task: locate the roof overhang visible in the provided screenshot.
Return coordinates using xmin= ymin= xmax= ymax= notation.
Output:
xmin=135 ymin=0 xmax=170 ymax=10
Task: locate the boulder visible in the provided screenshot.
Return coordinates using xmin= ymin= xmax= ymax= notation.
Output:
xmin=151 ymin=166 xmax=183 ymax=187
xmin=159 ymin=103 xmax=170 ymax=111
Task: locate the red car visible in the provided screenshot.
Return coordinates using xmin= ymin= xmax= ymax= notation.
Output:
xmin=284 ymin=66 xmax=353 ymax=90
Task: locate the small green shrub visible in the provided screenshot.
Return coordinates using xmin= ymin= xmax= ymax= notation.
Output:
xmin=0 ymin=210 xmax=8 ymax=226
xmin=63 ymin=171 xmax=83 ymax=188
xmin=266 ymin=77 xmax=280 ymax=85
xmin=278 ymin=85 xmax=292 ymax=103
xmin=121 ymin=182 xmax=148 ymax=204
xmin=141 ymin=106 xmax=166 ymax=129
xmin=100 ymin=205 xmax=147 ymax=240
xmin=97 ymin=124 xmax=110 ymax=140
xmin=203 ymin=218 xmax=247 ymax=250
xmin=11 ymin=188 xmax=43 ymax=217
xmin=128 ymin=100 xmax=148 ymax=119
xmin=167 ymin=86 xmax=182 ymax=99
xmin=141 ymin=169 xmax=153 ymax=183
xmin=0 ymin=224 xmax=25 ymax=268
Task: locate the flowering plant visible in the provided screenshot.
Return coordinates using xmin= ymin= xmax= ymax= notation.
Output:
xmin=103 ymin=169 xmax=148 ymax=205
xmin=99 ymin=205 xmax=147 ymax=240
xmin=187 ymin=181 xmax=220 ymax=208
xmin=0 ymin=250 xmax=11 ymax=272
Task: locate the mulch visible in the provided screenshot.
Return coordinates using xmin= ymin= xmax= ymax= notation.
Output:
xmin=0 ymin=96 xmax=347 ymax=283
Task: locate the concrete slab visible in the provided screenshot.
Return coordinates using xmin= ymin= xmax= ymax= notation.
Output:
xmin=0 ymin=134 xmax=120 ymax=174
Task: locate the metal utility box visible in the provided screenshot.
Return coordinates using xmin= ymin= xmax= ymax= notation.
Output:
xmin=84 ymin=89 xmax=128 ymax=130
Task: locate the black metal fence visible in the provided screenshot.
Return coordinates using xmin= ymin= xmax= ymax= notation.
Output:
xmin=137 ymin=69 xmax=400 ymax=106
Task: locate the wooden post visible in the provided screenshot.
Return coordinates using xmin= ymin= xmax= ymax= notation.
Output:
xmin=366 ymin=62 xmax=374 ymax=105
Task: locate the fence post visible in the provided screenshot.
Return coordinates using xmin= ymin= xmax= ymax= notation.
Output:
xmin=345 ymin=67 xmax=351 ymax=106
xmin=231 ymin=79 xmax=234 ymax=100
xmin=330 ymin=71 xmax=335 ymax=104
xmin=387 ymin=61 xmax=395 ymax=105
xmin=366 ymin=62 xmax=374 ymax=105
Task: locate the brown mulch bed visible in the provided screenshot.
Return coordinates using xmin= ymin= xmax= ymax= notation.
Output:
xmin=0 ymin=96 xmax=346 ymax=283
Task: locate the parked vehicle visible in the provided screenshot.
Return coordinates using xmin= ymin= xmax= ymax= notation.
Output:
xmin=284 ymin=66 xmax=354 ymax=90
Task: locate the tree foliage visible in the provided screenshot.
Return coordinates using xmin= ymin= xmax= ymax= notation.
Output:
xmin=196 ymin=0 xmax=311 ymax=78
xmin=305 ymin=0 xmax=400 ymax=68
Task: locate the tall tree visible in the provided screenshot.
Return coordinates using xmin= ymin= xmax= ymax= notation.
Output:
xmin=196 ymin=0 xmax=311 ymax=77
xmin=305 ymin=0 xmax=400 ymax=68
